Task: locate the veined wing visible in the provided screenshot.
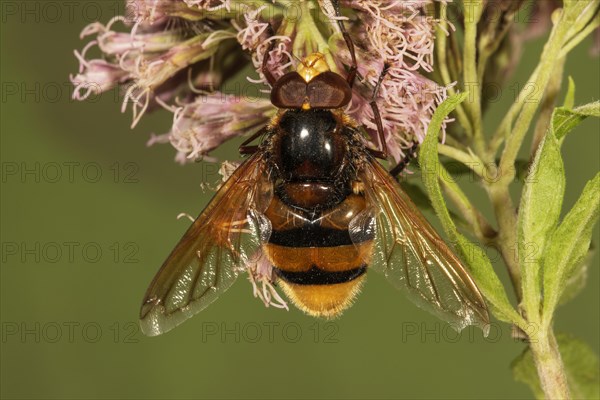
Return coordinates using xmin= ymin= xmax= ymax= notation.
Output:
xmin=351 ymin=158 xmax=489 ymax=332
xmin=140 ymin=153 xmax=273 ymax=336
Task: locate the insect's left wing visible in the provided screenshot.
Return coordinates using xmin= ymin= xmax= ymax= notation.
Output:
xmin=140 ymin=153 xmax=273 ymax=336
xmin=351 ymin=158 xmax=490 ymax=332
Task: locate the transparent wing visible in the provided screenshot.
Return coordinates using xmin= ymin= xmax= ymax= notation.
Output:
xmin=350 ymin=158 xmax=489 ymax=332
xmin=140 ymin=153 xmax=273 ymax=336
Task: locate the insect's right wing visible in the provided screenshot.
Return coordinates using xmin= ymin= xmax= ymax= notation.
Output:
xmin=351 ymin=158 xmax=490 ymax=333
xmin=140 ymin=152 xmax=273 ymax=336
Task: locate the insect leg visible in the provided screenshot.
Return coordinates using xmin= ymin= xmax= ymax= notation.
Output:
xmin=261 ymin=24 xmax=278 ymax=87
xmin=331 ymin=0 xmax=357 ymax=88
xmin=389 ymin=141 xmax=419 ymax=178
xmin=239 ymin=127 xmax=268 ymax=155
xmin=365 ymin=63 xmax=390 ymax=160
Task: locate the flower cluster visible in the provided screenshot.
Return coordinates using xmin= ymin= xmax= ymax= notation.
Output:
xmin=71 ymin=0 xmax=449 ymax=164
xmin=337 ymin=0 xmax=452 ymax=161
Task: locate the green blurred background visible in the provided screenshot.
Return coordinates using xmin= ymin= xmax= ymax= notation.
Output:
xmin=1 ymin=1 xmax=598 ymax=399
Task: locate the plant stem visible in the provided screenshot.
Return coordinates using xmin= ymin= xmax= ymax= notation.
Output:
xmin=476 ymin=2 xmax=524 ymax=83
xmin=487 ymin=182 xmax=521 ymax=299
xmin=499 ymin=4 xmax=588 ymax=179
xmin=488 ymin=65 xmax=540 ymax=157
xmin=489 ymin=9 xmax=599 ymax=159
xmin=436 ymin=2 xmax=472 ymax=138
xmin=561 ymin=10 xmax=600 ymax=56
xmin=436 ymin=162 xmax=496 ymax=242
xmin=437 ymin=143 xmax=484 ymax=178
xmin=530 ymin=58 xmax=565 ymax=159
xmin=462 ymin=0 xmax=486 ymax=157
xmin=530 ymin=329 xmax=571 ymax=400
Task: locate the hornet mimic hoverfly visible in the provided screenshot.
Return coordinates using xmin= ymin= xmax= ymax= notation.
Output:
xmin=139 ymin=3 xmax=489 ymax=336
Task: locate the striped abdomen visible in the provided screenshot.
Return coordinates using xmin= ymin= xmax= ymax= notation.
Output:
xmin=263 ymin=181 xmax=374 ymax=317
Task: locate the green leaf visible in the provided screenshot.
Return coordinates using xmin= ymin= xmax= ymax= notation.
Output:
xmin=542 ymin=173 xmax=600 ymax=321
xmin=559 ymin=335 xmax=600 ymax=400
xmin=419 ymin=93 xmax=523 ymax=327
xmin=519 ymin=132 xmax=565 ymax=259
xmin=512 ymin=334 xmax=600 ymax=400
xmin=563 ymin=76 xmax=575 ymax=109
xmin=518 ymin=127 xmax=565 ymax=319
xmin=552 ymin=101 xmax=600 ymax=140
xmin=559 ymin=247 xmax=594 ymax=305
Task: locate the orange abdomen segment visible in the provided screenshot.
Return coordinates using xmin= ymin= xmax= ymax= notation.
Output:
xmin=264 ymin=243 xmax=372 ymax=273
xmin=278 ymin=277 xmax=367 ymax=318
xmin=263 ymin=186 xmax=373 ymax=317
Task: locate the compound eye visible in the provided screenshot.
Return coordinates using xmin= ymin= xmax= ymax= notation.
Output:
xmin=271 ymin=72 xmax=307 ymax=108
xmin=307 ymin=72 xmax=352 ymax=109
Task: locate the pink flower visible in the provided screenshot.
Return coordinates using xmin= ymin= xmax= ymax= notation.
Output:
xmin=126 ymin=0 xmax=209 ymax=24
xmin=344 ymin=0 xmax=438 ymax=73
xmin=70 ymin=41 xmax=131 ymax=100
xmin=245 ymin=250 xmax=289 ymax=310
xmin=233 ymin=4 xmax=294 ymax=88
xmin=165 ymin=93 xmax=274 ymax=162
xmin=331 ymin=0 xmax=451 ymax=162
